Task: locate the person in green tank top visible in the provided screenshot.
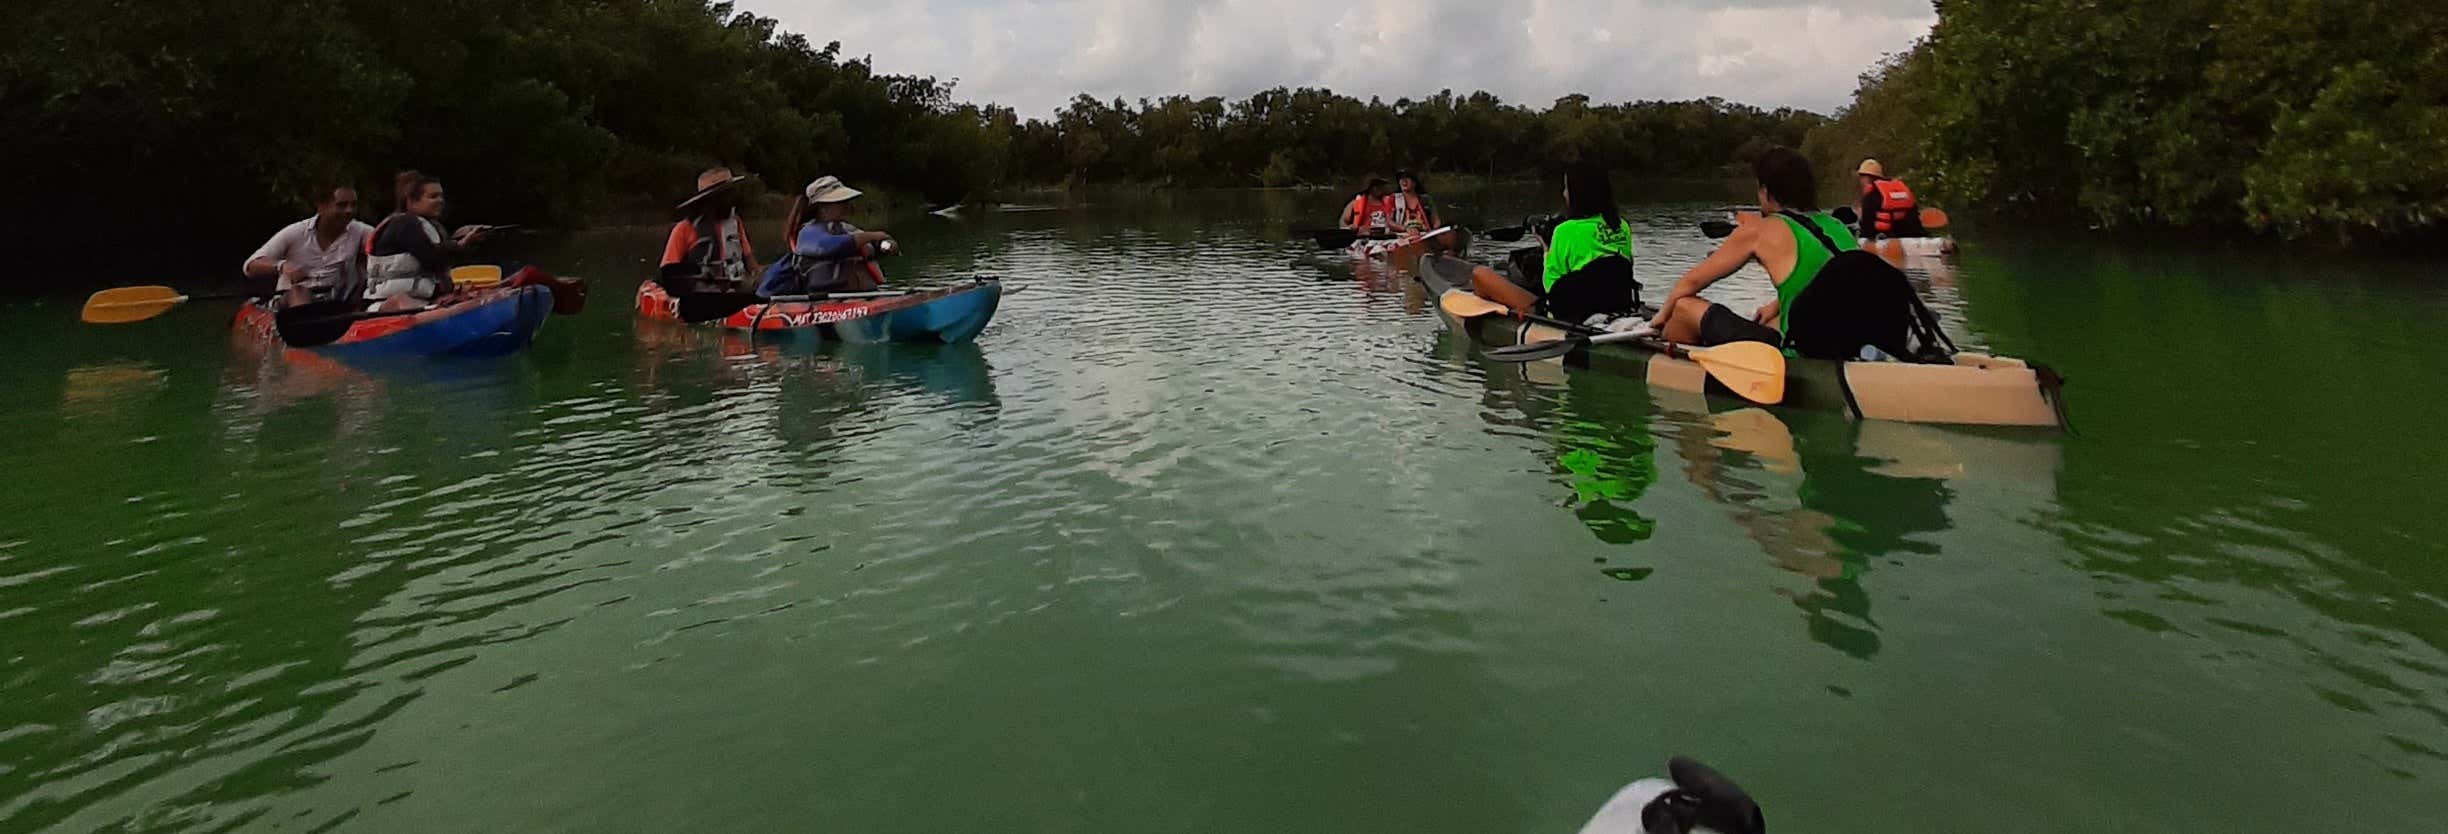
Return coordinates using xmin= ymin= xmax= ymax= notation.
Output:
xmin=1649 ymin=147 xmax=1859 ymax=347
xmin=1470 ymin=162 xmax=1642 ymax=324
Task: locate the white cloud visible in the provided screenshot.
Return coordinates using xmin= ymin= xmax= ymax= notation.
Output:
xmin=740 ymin=0 xmax=1935 ymax=116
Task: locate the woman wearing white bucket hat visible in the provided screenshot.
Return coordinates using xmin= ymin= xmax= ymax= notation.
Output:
xmin=759 ymin=176 xmax=896 ymax=297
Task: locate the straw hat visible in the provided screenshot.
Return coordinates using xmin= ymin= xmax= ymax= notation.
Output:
xmin=1857 ymin=159 xmax=1886 ymax=178
xmin=676 ymin=169 xmax=751 ymax=212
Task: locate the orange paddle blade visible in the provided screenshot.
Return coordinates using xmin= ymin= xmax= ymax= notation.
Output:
xmin=1438 ymin=290 xmax=1510 ymax=320
xmin=81 ymin=286 xmax=190 ymax=324
xmin=1920 ymin=208 xmax=1951 ymax=230
xmin=1684 ymin=341 xmax=1788 ymax=405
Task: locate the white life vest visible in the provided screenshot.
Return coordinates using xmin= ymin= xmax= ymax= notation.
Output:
xmin=364 ymin=215 xmax=445 ymax=302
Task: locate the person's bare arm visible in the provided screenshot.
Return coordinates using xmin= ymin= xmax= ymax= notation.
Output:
xmin=1650 ymin=218 xmax=1767 ymax=328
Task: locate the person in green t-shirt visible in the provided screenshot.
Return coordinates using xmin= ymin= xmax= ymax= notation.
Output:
xmin=1649 ymin=147 xmax=1860 ymax=347
xmin=1469 ymin=162 xmax=1641 ymax=324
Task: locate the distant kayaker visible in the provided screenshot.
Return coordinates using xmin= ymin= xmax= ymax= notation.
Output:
xmin=364 ymin=173 xmax=488 ymax=312
xmin=1855 ymin=159 xmax=1924 ymax=240
xmin=1338 ymin=178 xmax=1395 ymax=238
xmin=1649 ymin=148 xmax=1862 ymax=347
xmin=1391 ymin=171 xmax=1438 ymax=233
xmin=660 ymin=167 xmax=759 ymax=294
xmin=242 ymin=183 xmax=373 ymax=309
xmin=758 ymin=176 xmax=892 ymax=297
xmin=1471 ymin=162 xmax=1640 ymax=325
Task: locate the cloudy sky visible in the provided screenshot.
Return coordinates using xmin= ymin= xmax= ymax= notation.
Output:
xmin=739 ymin=0 xmax=1935 ymax=116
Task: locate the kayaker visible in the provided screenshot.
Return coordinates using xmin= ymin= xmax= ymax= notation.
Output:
xmin=1648 ymin=148 xmax=1863 ymax=348
xmin=758 ymin=175 xmax=892 ymax=297
xmin=1338 ymin=178 xmax=1394 ymax=238
xmin=242 ymin=184 xmax=373 ymax=309
xmin=1470 ymin=162 xmax=1640 ymax=325
xmin=364 ymin=173 xmax=488 ymax=312
xmin=1855 ymin=158 xmax=1924 ymax=240
xmin=659 ymin=167 xmax=758 ymax=294
xmin=1391 ymin=170 xmax=1438 ymax=233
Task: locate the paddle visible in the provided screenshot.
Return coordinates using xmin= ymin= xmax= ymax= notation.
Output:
xmin=1830 ymin=205 xmax=1950 ymax=233
xmin=1435 ymin=291 xmax=1787 ymax=405
xmin=81 ymin=286 xmax=264 ymax=324
xmin=1707 ymin=205 xmax=1947 ymax=240
xmin=272 ymin=300 xmax=436 ymax=348
xmin=1304 ymin=229 xmax=1360 ymax=249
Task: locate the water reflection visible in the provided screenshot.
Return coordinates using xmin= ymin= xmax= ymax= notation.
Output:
xmin=1462 ymin=344 xmax=2064 ymax=659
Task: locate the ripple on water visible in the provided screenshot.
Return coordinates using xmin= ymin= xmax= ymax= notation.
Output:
xmin=1 ymin=205 xmax=2444 ymax=832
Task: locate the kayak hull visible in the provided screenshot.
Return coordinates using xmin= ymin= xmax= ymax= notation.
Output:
xmin=233 ymin=285 xmax=553 ymax=359
xmin=1417 ymin=255 xmax=2066 ymax=429
xmin=634 ymin=279 xmax=1001 ymax=344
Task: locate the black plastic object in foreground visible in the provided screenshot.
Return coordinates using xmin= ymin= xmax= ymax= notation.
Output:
xmin=1663 ymin=756 xmax=1765 ymax=834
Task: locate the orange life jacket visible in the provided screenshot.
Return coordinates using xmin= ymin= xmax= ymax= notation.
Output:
xmin=1391 ymin=193 xmax=1429 ymax=230
xmin=1869 ymin=178 xmax=1918 ymax=234
xmin=1346 ymin=195 xmax=1392 ymax=233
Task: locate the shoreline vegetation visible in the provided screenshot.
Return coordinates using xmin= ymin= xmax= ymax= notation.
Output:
xmin=1804 ymin=0 xmax=2447 ymax=244
xmin=8 ymin=0 xmax=2438 ymax=281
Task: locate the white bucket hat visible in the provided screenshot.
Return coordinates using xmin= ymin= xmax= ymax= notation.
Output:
xmin=804 ymin=176 xmax=864 ymax=204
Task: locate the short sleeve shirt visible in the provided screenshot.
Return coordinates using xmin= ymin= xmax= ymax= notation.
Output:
xmin=247 ymin=217 xmax=373 ymax=290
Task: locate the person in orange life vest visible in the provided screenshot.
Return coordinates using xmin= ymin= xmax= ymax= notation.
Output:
xmin=1391 ymin=170 xmax=1438 ymax=233
xmin=1855 ymin=159 xmax=1924 ymax=240
xmin=1338 ymin=177 xmax=1395 ymax=237
xmin=660 ymin=168 xmax=759 ymax=293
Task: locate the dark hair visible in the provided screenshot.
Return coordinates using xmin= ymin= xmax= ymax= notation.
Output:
xmin=1562 ymin=162 xmax=1622 ymax=228
xmin=1396 ymin=170 xmax=1427 ymax=194
xmin=392 ymin=170 xmax=441 ymax=210
xmin=312 ymin=183 xmax=356 ymax=206
xmin=1752 ymin=147 xmax=1818 ymax=210
xmin=781 ymin=194 xmax=811 ymax=244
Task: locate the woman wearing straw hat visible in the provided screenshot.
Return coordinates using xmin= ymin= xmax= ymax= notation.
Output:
xmin=758 ymin=176 xmax=895 ymax=298
xmin=659 ymin=167 xmax=759 ymax=293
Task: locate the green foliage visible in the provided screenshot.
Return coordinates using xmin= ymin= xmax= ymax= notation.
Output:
xmin=1031 ymin=87 xmax=1820 ymax=189
xmin=1807 ymin=0 xmax=2448 ymax=238
xmin=2 ymin=0 xmax=1825 ymax=266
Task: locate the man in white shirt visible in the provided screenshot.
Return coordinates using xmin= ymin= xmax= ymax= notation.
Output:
xmin=243 ymin=185 xmax=374 ymax=308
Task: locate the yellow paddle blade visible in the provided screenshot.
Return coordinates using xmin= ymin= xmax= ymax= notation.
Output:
xmin=1438 ymin=290 xmax=1510 ymax=320
xmin=451 ymin=264 xmax=504 ymax=289
xmin=1920 ymin=207 xmax=1951 ymax=230
xmin=81 ymin=286 xmax=190 ymax=324
xmin=1685 ymin=341 xmax=1788 ymax=405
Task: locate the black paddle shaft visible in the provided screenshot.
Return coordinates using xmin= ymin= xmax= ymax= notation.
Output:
xmin=272 ymin=301 xmax=429 ymax=348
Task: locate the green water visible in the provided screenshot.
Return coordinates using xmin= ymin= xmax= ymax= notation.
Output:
xmin=3 ymin=191 xmax=2444 ymax=832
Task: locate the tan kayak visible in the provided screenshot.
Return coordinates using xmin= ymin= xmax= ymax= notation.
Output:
xmin=1418 ymin=254 xmax=2069 ymax=429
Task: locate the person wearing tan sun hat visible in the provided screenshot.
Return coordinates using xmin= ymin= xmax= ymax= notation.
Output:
xmin=658 ymin=167 xmax=758 ymax=293
xmin=758 ymin=175 xmax=896 ymax=297
xmin=1854 ymin=158 xmax=1924 ymax=240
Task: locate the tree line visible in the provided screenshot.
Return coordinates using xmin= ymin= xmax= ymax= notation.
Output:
xmin=1801 ymin=0 xmax=2447 ymax=240
xmin=3 ymin=0 xmax=1819 ymax=273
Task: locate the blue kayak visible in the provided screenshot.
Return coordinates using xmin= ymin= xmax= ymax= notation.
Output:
xmin=636 ymin=279 xmax=1001 ymax=344
xmin=236 ymin=285 xmax=554 ymax=359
